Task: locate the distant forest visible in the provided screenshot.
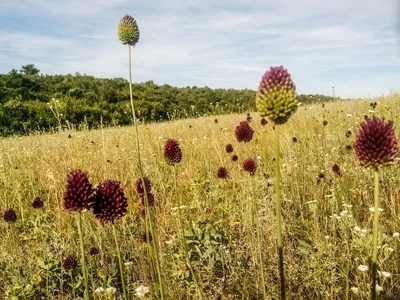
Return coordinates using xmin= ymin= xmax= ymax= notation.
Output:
xmin=0 ymin=64 xmax=339 ymax=136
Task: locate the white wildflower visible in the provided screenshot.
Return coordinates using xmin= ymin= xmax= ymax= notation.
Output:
xmin=369 ymin=207 xmax=384 ymax=213
xmin=350 ymin=287 xmax=359 ymax=294
xmin=354 ymin=226 xmax=361 ymax=231
xmin=393 ymin=232 xmax=399 ymax=237
xmin=380 ymin=271 xmax=391 ymax=278
xmin=106 ymin=287 xmax=117 ymax=294
xmin=361 ymin=229 xmax=368 ymax=233
xmin=136 ymin=285 xmax=150 ymax=298
xmin=343 ymin=203 xmax=353 ymax=208
xmin=124 ymin=261 xmax=134 ymax=267
xmin=347 ymin=114 xmax=353 ymax=117
xmin=387 ymin=247 xmax=394 ymax=252
xmin=95 ymin=287 xmax=105 ymax=294
xmin=357 ymin=265 xmax=369 ymax=272
xmin=376 ymin=285 xmax=383 ymax=292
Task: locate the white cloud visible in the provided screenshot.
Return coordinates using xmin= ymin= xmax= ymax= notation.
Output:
xmin=0 ymin=0 xmax=399 ymax=97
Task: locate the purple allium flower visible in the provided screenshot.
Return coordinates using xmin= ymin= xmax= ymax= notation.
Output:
xmin=217 ymin=167 xmax=229 ymax=179
xmin=141 ymin=232 xmax=153 ymax=243
xmin=93 ymin=180 xmax=128 ymax=222
xmin=164 ymin=139 xmax=182 ymax=165
xmin=346 ymin=130 xmax=352 ymax=138
xmin=135 ymin=177 xmax=152 ymax=196
xmin=63 ymin=170 xmax=94 ymax=211
xmin=3 ymin=208 xmax=17 ymax=223
xmin=243 ymin=158 xmax=257 ymax=175
xmin=225 ymin=144 xmax=234 ymax=153
xmin=256 ymin=66 xmax=297 ymax=124
xmin=32 ymin=197 xmax=44 ymax=209
xmin=118 ymin=15 xmax=140 ymax=46
xmin=323 ymin=120 xmax=328 ymax=126
xmin=354 ymin=116 xmax=398 ymax=169
xmin=62 ymin=255 xmax=78 ymax=272
xmin=214 ymin=118 xmax=218 ymax=124
xmin=89 ymin=247 xmax=100 ymax=256
xmin=346 ymin=145 xmax=353 ymax=151
xmin=260 ymin=118 xmax=268 ymax=126
xmin=141 ymin=193 xmax=155 ymax=207
xmin=232 ymin=154 xmax=238 ymax=162
xmin=318 ymin=173 xmax=325 ymax=179
xmin=235 ymin=121 xmax=254 ymax=143
xmin=332 ymin=163 xmax=342 ymax=176
xmin=292 ymin=137 xmax=298 ymax=143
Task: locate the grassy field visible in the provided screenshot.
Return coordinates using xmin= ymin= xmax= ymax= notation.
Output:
xmin=1 ymin=95 xmax=400 ymax=299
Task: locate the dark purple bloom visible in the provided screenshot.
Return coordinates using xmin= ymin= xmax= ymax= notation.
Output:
xmin=235 ymin=121 xmax=254 ymax=143
xmin=89 ymin=247 xmax=100 ymax=256
xmin=63 ymin=170 xmax=94 ymax=211
xmin=164 ymin=139 xmax=182 ymax=165
xmin=332 ymin=164 xmax=342 ymax=176
xmin=260 ymin=118 xmax=268 ymax=126
xmin=93 ymin=180 xmax=128 ymax=222
xmin=323 ymin=120 xmax=328 ymax=126
xmin=217 ymin=167 xmax=229 ymax=179
xmin=135 ymin=177 xmax=152 ymax=196
xmin=32 ymin=197 xmax=44 ymax=209
xmin=62 ymin=255 xmax=77 ymax=272
xmin=232 ymin=154 xmax=238 ymax=162
xmin=354 ymin=116 xmax=398 ymax=169
xmin=141 ymin=193 xmax=155 ymax=207
xmin=4 ymin=208 xmax=17 ymax=223
xmin=243 ymin=158 xmax=257 ymax=175
xmin=225 ymin=144 xmax=234 ymax=153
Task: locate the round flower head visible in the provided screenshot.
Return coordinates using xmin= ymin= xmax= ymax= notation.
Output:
xmin=135 ymin=177 xmax=152 ymax=196
xmin=32 ymin=197 xmax=44 ymax=209
xmin=232 ymin=154 xmax=239 ymax=162
xmin=62 ymin=255 xmax=78 ymax=272
xmin=217 ymin=167 xmax=229 ymax=179
xmin=225 ymin=143 xmax=234 ymax=153
xmin=164 ymin=139 xmax=182 ymax=165
xmin=93 ymin=180 xmax=128 ymax=222
xmin=4 ymin=208 xmax=17 ymax=223
xmin=354 ymin=117 xmax=398 ymax=169
xmin=118 ymin=15 xmax=140 ymax=46
xmin=235 ymin=121 xmax=254 ymax=143
xmin=256 ymin=66 xmax=297 ymax=124
xmin=260 ymin=118 xmax=268 ymax=126
xmin=332 ymin=163 xmax=342 ymax=176
xmin=243 ymin=158 xmax=257 ymax=175
xmin=89 ymin=247 xmax=100 ymax=256
xmin=63 ymin=170 xmax=94 ymax=211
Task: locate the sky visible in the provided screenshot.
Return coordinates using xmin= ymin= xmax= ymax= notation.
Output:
xmin=0 ymin=0 xmax=399 ymax=98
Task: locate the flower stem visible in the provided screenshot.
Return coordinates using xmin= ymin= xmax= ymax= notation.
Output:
xmin=173 ymin=165 xmax=204 ymax=299
xmin=76 ymin=212 xmax=90 ymax=300
xmin=274 ymin=125 xmax=285 ymax=299
xmin=112 ymin=222 xmax=127 ymax=300
xmin=128 ymin=46 xmax=164 ymax=299
xmin=371 ymin=169 xmax=379 ymax=300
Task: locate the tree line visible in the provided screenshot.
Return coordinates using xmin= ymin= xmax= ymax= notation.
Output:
xmin=0 ymin=64 xmax=339 ymax=136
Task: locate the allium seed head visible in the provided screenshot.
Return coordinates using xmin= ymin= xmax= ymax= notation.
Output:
xmin=63 ymin=170 xmax=94 ymax=211
xmin=32 ymin=197 xmax=44 ymax=209
xmin=243 ymin=158 xmax=257 ymax=175
xmin=135 ymin=177 xmax=152 ymax=196
xmin=93 ymin=180 xmax=128 ymax=222
xmin=235 ymin=121 xmax=254 ymax=143
xmin=225 ymin=143 xmax=234 ymax=153
xmin=354 ymin=117 xmax=398 ymax=169
xmin=232 ymin=154 xmax=239 ymax=162
xmin=256 ymin=66 xmax=297 ymax=124
xmin=164 ymin=139 xmax=182 ymax=165
xmin=217 ymin=167 xmax=229 ymax=179
xmin=62 ymin=255 xmax=77 ymax=272
xmin=3 ymin=208 xmax=17 ymax=223
xmin=118 ymin=15 xmax=140 ymax=46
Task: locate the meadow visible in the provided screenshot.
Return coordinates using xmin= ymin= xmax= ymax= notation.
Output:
xmin=0 ymin=94 xmax=399 ymax=299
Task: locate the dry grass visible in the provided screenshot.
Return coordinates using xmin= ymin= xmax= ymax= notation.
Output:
xmin=1 ymin=95 xmax=400 ymax=299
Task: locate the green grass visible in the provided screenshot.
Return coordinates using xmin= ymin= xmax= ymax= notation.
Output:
xmin=1 ymin=95 xmax=400 ymax=299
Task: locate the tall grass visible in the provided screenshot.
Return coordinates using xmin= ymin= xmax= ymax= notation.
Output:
xmin=0 ymin=95 xmax=399 ymax=298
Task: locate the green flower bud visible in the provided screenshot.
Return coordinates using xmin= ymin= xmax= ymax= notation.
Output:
xmin=256 ymin=66 xmax=298 ymax=124
xmin=118 ymin=15 xmax=140 ymax=46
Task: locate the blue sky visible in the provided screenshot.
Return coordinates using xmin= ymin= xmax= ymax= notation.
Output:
xmin=0 ymin=0 xmax=399 ymax=98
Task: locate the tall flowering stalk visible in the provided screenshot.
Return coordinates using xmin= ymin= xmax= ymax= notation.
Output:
xmin=354 ymin=116 xmax=398 ymax=299
xmin=118 ymin=14 xmax=164 ymax=298
xmin=164 ymin=139 xmax=204 ymax=299
xmin=63 ymin=170 xmax=94 ymax=300
xmin=256 ymin=66 xmax=298 ymax=299
xmin=93 ymin=180 xmax=129 ymax=300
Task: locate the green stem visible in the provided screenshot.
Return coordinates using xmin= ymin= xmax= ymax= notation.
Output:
xmin=77 ymin=212 xmax=90 ymax=300
xmin=371 ymin=169 xmax=379 ymax=300
xmin=173 ymin=166 xmax=204 ymax=299
xmin=128 ymin=46 xmax=164 ymax=299
xmin=112 ymin=222 xmax=127 ymax=300
xmin=274 ymin=125 xmax=285 ymax=300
